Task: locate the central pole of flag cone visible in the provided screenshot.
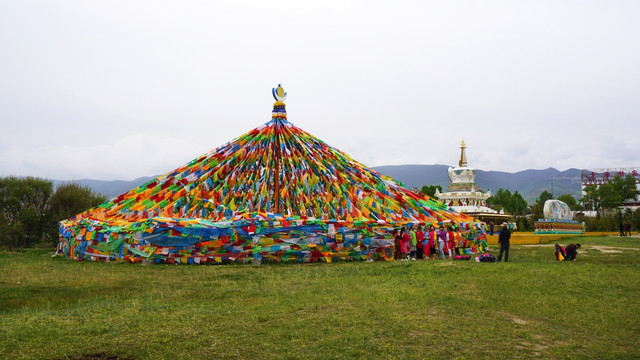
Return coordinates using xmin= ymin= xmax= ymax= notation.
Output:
xmin=272 ymin=84 xmax=287 ymax=214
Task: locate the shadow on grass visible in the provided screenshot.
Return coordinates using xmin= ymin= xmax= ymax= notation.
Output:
xmin=0 ymin=283 xmax=131 ymax=313
xmin=51 ymin=353 xmax=133 ymax=360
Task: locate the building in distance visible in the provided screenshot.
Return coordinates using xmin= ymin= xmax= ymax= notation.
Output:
xmin=435 ymin=140 xmax=513 ymax=227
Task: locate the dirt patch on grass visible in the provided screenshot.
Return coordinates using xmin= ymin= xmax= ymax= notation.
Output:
xmin=590 ymin=245 xmax=639 ymax=253
xmin=511 ymin=317 xmax=530 ymax=325
xmin=514 ymin=341 xmax=549 ymax=357
xmin=436 ymin=260 xmax=457 ymax=267
xmin=514 ymin=335 xmax=564 ymax=357
xmin=493 ymin=311 xmax=534 ymax=326
xmin=451 ymin=282 xmax=483 ymax=301
xmin=426 ymin=307 xmax=446 ymax=320
xmin=414 ymin=306 xmax=446 ymax=321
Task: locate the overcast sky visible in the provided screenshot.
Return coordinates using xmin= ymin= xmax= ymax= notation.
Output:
xmin=1 ymin=1 xmax=638 ymax=181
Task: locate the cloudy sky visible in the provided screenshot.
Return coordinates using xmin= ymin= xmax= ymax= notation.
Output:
xmin=1 ymin=1 xmax=638 ymax=181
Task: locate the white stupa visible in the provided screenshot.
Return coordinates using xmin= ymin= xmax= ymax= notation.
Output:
xmin=435 ymin=140 xmax=512 ymax=224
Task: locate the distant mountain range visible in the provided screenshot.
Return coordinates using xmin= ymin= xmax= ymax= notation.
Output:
xmin=52 ymin=177 xmax=156 ymax=201
xmin=372 ymin=165 xmax=583 ymax=203
xmin=52 ymin=165 xmax=584 ymax=204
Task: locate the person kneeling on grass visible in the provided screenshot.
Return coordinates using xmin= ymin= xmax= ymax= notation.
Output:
xmin=564 ymin=243 xmax=581 ymax=261
xmin=555 ymin=244 xmax=566 ymax=261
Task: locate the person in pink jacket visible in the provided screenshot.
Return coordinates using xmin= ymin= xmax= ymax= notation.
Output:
xmin=425 ymin=225 xmax=436 ymax=259
xmin=400 ymin=227 xmax=411 ymax=260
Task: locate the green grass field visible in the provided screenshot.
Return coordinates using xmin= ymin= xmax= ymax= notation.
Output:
xmin=1 ymin=236 xmax=639 ymax=359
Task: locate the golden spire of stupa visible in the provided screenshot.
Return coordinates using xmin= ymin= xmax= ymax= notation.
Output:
xmin=459 ymin=139 xmax=467 ymax=168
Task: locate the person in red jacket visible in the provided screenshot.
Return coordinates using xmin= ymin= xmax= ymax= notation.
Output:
xmin=416 ymin=226 xmax=425 ymax=260
xmin=446 ymin=225 xmax=455 ymax=259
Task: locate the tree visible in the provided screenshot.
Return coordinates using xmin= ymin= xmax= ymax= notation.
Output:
xmin=603 ymin=175 xmax=640 ymax=209
xmin=580 ymin=175 xmax=639 ymax=215
xmin=581 ymin=184 xmax=599 ymax=211
xmin=0 ymin=211 xmax=22 ymax=249
xmin=487 ymin=188 xmax=511 ymax=211
xmin=538 ymin=190 xmax=554 ymax=204
xmin=46 ymin=183 xmax=107 ymax=245
xmin=557 ymin=194 xmax=581 ymax=211
xmin=633 ymin=208 xmax=640 ymax=231
xmin=487 ymin=188 xmax=529 ymax=215
xmin=509 ymin=191 xmax=528 ymax=215
xmin=619 ymin=174 xmax=640 ymax=202
xmin=530 ymin=190 xmax=554 ymax=221
xmin=0 ymin=176 xmax=53 ymax=248
xmin=598 ymin=182 xmax=623 ymax=210
xmin=420 ymin=185 xmax=442 ymax=198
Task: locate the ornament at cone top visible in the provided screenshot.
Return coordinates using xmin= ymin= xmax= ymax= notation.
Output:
xmin=272 ymin=83 xmax=287 ymax=102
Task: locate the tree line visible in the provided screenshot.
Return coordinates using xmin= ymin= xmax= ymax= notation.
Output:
xmin=0 ymin=176 xmax=106 ymax=249
xmin=581 ymin=175 xmax=638 ymax=214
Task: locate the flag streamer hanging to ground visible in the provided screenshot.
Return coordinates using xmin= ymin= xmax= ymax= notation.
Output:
xmin=57 ymin=85 xmax=485 ymax=264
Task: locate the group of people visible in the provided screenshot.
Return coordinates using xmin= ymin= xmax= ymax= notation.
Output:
xmin=489 ymin=221 xmax=516 ymax=236
xmin=619 ymin=223 xmax=633 ymax=237
xmin=555 ymin=243 xmax=581 ymax=261
xmin=392 ymin=225 xmax=475 ymax=261
xmin=387 ymin=222 xmax=588 ymax=263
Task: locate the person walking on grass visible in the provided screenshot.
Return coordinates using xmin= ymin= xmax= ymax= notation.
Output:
xmin=437 ymin=225 xmax=447 ymax=260
xmin=497 ymin=222 xmax=511 ymax=262
xmin=564 ymin=243 xmax=581 ymax=261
